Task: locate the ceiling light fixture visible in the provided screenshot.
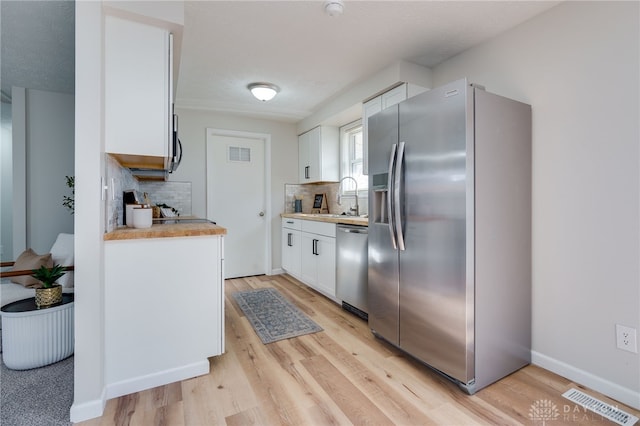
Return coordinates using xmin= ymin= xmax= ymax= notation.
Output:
xmin=324 ymin=0 xmax=344 ymax=16
xmin=248 ymin=82 xmax=280 ymax=102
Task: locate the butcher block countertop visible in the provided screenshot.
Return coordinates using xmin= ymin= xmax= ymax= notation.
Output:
xmin=281 ymin=213 xmax=368 ymax=226
xmin=104 ymin=219 xmax=227 ymax=241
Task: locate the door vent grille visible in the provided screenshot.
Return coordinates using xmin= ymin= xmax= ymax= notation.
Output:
xmin=229 ymin=146 xmax=251 ymax=162
xmin=562 ymin=388 xmax=638 ymax=425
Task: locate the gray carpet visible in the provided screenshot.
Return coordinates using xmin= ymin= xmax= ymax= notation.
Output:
xmin=0 ymin=330 xmax=73 ymax=426
xmin=233 ymin=288 xmax=323 ymax=344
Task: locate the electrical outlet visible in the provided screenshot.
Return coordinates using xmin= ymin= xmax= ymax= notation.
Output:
xmin=616 ymin=324 xmax=638 ymax=353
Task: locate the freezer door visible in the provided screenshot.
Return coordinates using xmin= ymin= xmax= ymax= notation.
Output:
xmin=367 ymin=105 xmax=400 ymax=344
xmin=397 ymin=79 xmax=474 ymax=384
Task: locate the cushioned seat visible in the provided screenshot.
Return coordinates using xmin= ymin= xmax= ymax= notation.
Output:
xmin=1 ymin=233 xmax=74 ymax=307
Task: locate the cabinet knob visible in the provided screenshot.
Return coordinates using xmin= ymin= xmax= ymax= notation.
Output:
xmin=259 ymin=211 xmax=265 ymax=217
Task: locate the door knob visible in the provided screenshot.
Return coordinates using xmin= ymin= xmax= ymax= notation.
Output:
xmin=259 ymin=211 xmax=265 ymax=217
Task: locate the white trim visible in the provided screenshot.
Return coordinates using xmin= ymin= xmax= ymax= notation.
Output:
xmin=69 ymin=388 xmax=107 ymax=424
xmin=339 ymin=120 xmax=366 ymax=195
xmin=340 ymin=119 xmax=362 ymax=133
xmin=11 ymin=87 xmax=26 ymax=257
xmin=105 ymin=360 xmax=209 ymax=400
xmin=205 ymin=128 xmax=272 ymax=276
xmin=271 ymin=267 xmax=285 ymax=276
xmin=532 ymin=351 xmax=640 ymax=410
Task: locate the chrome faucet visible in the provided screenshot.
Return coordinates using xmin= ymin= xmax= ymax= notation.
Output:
xmin=337 ymin=176 xmax=359 ymax=216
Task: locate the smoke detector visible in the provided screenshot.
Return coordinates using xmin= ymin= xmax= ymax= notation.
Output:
xmin=324 ymin=0 xmax=344 ymax=16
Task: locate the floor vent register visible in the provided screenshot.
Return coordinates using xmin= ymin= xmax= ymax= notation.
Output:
xmin=562 ymin=388 xmax=638 ymax=426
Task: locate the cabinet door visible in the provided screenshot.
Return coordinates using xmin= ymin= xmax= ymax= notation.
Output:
xmin=299 ymin=231 xmax=336 ymax=298
xmin=298 ymin=131 xmax=311 ymax=182
xmin=305 ymin=127 xmax=322 ymax=182
xmin=300 ymin=233 xmax=317 ymax=286
xmin=299 ymin=126 xmax=338 ymax=183
xmin=281 ymin=228 xmax=301 ymax=278
xmin=315 ymin=234 xmax=336 ymax=297
xmin=381 ymin=84 xmax=407 ymax=109
xmin=105 ymin=16 xmax=169 ymax=157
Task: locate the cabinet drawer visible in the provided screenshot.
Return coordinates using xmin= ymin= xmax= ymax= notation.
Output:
xmin=301 ymin=220 xmax=336 ymax=238
xmin=282 ymin=217 xmax=302 ymax=230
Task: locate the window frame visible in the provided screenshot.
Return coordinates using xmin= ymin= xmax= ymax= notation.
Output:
xmin=339 ymin=119 xmax=367 ymax=195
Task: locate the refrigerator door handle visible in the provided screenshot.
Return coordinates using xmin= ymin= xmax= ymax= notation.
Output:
xmin=387 ymin=143 xmax=398 ymax=249
xmin=394 ymin=141 xmax=406 ymax=251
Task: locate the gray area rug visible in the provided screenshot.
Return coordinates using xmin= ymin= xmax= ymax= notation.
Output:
xmin=0 ymin=330 xmax=73 ymax=426
xmin=233 ymin=288 xmax=323 ymax=344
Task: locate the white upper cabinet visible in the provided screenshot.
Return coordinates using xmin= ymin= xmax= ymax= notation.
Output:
xmin=362 ymin=83 xmax=427 ymax=175
xmin=380 ymin=84 xmax=408 ymax=109
xmin=298 ymin=126 xmax=339 ymax=183
xmin=105 ymin=15 xmax=171 ymax=163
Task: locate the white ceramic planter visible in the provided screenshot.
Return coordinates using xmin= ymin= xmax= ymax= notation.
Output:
xmin=1 ymin=298 xmax=74 ymax=370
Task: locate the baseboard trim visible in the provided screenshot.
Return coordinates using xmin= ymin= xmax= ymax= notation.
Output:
xmin=532 ymin=351 xmax=640 ymax=410
xmin=271 ymin=268 xmax=285 ymax=275
xmin=106 ymin=360 xmax=210 ymax=400
xmin=70 ymin=386 xmax=107 ymax=423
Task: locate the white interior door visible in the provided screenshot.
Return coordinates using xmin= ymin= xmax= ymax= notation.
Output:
xmin=206 ymin=131 xmax=267 ymax=278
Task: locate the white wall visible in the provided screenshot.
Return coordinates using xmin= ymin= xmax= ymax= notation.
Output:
xmin=25 ymin=89 xmax=75 ymax=253
xmin=432 ymin=1 xmax=639 ymax=408
xmin=172 ymin=108 xmax=298 ymax=272
xmin=298 ymin=60 xmax=432 ymax=134
xmin=10 ymin=88 xmax=74 ymax=256
xmin=72 ymin=3 xmax=186 ymax=421
xmin=1 ymin=101 xmax=12 ymax=260
xmin=71 ymin=1 xmax=107 ymax=422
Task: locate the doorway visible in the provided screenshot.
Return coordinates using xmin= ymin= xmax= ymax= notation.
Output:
xmin=206 ymin=129 xmax=271 ymax=278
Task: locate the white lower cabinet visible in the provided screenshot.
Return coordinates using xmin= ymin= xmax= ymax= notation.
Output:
xmin=300 ymin=232 xmax=336 ymax=298
xmin=281 ymin=219 xmax=302 ymax=278
xmin=282 ymin=218 xmax=337 ymax=301
xmin=105 ymin=235 xmax=224 ymax=398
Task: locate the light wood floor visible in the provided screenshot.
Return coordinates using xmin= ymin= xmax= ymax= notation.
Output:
xmin=79 ymin=274 xmax=639 ymax=425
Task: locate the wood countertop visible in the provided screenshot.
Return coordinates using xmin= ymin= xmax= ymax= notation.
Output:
xmin=104 ymin=220 xmax=227 ymax=241
xmin=281 ymin=213 xmax=368 ymax=226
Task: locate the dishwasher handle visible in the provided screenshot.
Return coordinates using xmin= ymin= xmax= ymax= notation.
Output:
xmin=338 ymin=226 xmax=368 ymax=235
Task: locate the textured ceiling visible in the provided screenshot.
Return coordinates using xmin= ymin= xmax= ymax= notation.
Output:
xmin=176 ymin=1 xmax=561 ymax=122
xmin=1 ymin=0 xmax=75 ymax=100
xmin=1 ymin=1 xmax=561 ymax=123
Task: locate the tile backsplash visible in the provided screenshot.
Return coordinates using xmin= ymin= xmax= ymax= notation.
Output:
xmin=105 ymin=154 xmax=192 ymax=232
xmin=106 ymin=154 xmax=139 ymax=232
xmin=284 ymin=182 xmax=368 ymax=215
xmin=139 ymin=181 xmax=192 ymax=216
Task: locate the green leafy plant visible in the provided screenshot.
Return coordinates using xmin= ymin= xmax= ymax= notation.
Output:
xmin=63 ymin=175 xmax=75 ymax=215
xmin=31 ymin=264 xmax=66 ymax=288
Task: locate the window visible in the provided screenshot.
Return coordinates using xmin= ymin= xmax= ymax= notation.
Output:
xmin=340 ymin=120 xmax=367 ymax=192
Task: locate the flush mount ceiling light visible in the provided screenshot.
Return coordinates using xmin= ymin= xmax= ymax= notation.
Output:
xmin=324 ymin=0 xmax=344 ymax=16
xmin=248 ymin=82 xmax=280 ymax=102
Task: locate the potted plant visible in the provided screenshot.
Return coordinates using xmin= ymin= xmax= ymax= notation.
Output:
xmin=31 ymin=264 xmax=66 ymax=308
xmin=62 ymin=175 xmax=74 ymax=215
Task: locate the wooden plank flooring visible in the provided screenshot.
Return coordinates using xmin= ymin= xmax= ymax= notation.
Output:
xmin=78 ymin=274 xmax=640 ymax=425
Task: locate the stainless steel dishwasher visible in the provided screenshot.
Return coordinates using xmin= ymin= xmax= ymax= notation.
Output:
xmin=336 ymin=224 xmax=368 ymax=320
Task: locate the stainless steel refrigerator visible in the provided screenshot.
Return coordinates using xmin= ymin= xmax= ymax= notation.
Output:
xmin=367 ymin=78 xmax=531 ymax=394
